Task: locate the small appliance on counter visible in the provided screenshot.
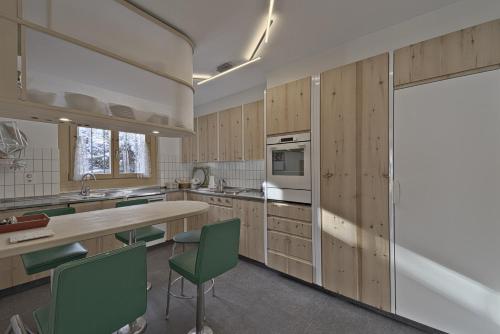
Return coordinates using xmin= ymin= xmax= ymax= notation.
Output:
xmin=266 ymin=132 xmax=311 ymax=204
xmin=208 ymin=175 xmax=216 ymax=190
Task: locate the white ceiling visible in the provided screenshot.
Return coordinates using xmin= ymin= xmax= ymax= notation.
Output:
xmin=133 ymin=0 xmax=460 ymax=106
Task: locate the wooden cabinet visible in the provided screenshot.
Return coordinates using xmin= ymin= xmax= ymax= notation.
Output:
xmin=243 ymin=100 xmax=264 ymax=160
xmin=266 ymin=77 xmax=311 ymax=135
xmin=394 ymin=19 xmax=500 ymax=88
xmin=267 ymin=202 xmax=312 ymax=282
xmin=208 ymin=204 xmax=233 ymax=224
xmin=219 ymin=106 xmax=243 ymax=161
xmin=0 ymin=0 xmax=18 ymax=19
xmin=198 ymin=113 xmax=218 ymax=162
xmin=233 ymin=199 xmax=264 ymax=262
xmin=320 ymin=53 xmax=389 ymax=310
xmin=182 ymin=118 xmax=198 ymax=163
xmin=0 ymin=18 xmax=19 ymax=100
xmin=166 ymin=191 xmax=185 ymax=240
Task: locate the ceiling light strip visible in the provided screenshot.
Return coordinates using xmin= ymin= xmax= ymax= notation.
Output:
xmin=265 ymin=0 xmax=275 ymax=43
xmin=197 ymin=57 xmax=262 ymax=85
xmin=250 ymin=19 xmax=273 ymax=60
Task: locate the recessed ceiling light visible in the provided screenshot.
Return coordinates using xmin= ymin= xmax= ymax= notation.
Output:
xmin=152 ymin=130 xmax=160 ymax=134
xmin=59 ymin=117 xmax=71 ymax=122
xmin=197 ymin=57 xmax=262 ymax=86
xmin=265 ymin=0 xmax=275 ymax=43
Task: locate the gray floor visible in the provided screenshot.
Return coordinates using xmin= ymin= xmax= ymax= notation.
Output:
xmin=0 ymin=244 xmax=426 ymax=334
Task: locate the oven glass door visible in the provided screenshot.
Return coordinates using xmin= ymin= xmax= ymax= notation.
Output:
xmin=267 ymin=142 xmax=311 ymax=190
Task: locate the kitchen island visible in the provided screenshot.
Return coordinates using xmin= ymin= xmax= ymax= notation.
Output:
xmin=0 ymin=200 xmax=209 ymax=259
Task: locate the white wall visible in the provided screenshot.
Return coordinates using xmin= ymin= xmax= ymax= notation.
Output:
xmin=194 ymin=83 xmax=265 ymax=116
xmin=267 ymin=0 xmax=500 ymax=87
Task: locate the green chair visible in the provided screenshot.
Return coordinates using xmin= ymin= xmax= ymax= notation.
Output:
xmin=33 ymin=242 xmax=147 ymax=334
xmin=114 ymin=199 xmax=165 ymax=244
xmin=166 ymin=218 xmax=241 ymax=334
xmin=21 ymin=207 xmax=88 ymax=278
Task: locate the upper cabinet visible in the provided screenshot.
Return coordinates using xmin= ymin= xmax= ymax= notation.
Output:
xmin=198 ymin=113 xmax=218 ymax=162
xmin=266 ymin=77 xmax=311 ymax=136
xmin=219 ymin=106 xmax=243 ymax=161
xmin=394 ymin=19 xmax=500 ymax=88
xmin=0 ymin=0 xmax=195 ymax=137
xmin=182 ymin=118 xmax=198 ymax=163
xmin=243 ymin=100 xmax=264 ymax=161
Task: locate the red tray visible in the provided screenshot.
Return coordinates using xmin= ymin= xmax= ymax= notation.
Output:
xmin=0 ymin=214 xmax=50 ymax=233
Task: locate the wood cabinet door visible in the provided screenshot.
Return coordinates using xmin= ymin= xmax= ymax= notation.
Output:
xmin=207 ymin=113 xmax=219 ymax=161
xmin=182 ymin=118 xmax=198 ymax=162
xmin=197 ymin=115 xmax=209 ymax=162
xmin=70 ymin=201 xmax=104 ymax=213
xmin=233 ymin=199 xmax=264 ymax=262
xmin=186 ymin=213 xmax=208 ymax=231
xmin=243 ymin=100 xmax=264 ymax=160
xmin=266 ymin=77 xmax=311 ymax=135
xmin=219 ymin=106 xmax=243 ymax=161
xmin=207 ymin=204 xmax=234 ymax=224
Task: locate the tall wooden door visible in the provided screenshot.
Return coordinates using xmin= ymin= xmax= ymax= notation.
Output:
xmin=320 ymin=53 xmax=389 ymax=310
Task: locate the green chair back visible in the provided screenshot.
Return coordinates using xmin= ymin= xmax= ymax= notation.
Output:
xmin=115 ymin=198 xmax=149 ymax=208
xmin=24 ymin=207 xmax=76 ymax=217
xmin=48 ymin=242 xmax=147 ymax=334
xmin=195 ymin=218 xmax=240 ymax=284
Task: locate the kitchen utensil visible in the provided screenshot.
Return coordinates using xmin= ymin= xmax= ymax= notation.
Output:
xmin=175 ymin=178 xmax=192 ymax=189
xmin=192 ymin=167 xmax=209 ymax=186
xmin=208 ymin=176 xmax=216 ymax=190
xmin=0 ymin=121 xmax=28 ymax=158
xmin=27 ymin=89 xmax=56 ymax=105
xmin=64 ymin=92 xmax=100 ymax=113
xmin=109 ymin=104 xmax=135 ymax=119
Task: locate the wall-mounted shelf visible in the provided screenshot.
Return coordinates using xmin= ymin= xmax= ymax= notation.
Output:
xmin=0 ymin=98 xmax=194 ymax=137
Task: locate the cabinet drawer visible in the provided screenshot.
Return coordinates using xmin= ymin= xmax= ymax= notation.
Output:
xmin=207 ymin=195 xmax=233 ymax=207
xmin=267 ymin=202 xmax=311 ymax=222
xmin=267 ymin=216 xmax=312 ymax=239
xmin=267 ymin=250 xmax=313 ymax=283
xmin=267 ymin=231 xmax=312 ymax=262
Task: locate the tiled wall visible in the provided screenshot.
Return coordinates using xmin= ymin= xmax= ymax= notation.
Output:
xmin=0 ymin=148 xmax=60 ymax=199
xmin=158 ymin=156 xmax=265 ymax=190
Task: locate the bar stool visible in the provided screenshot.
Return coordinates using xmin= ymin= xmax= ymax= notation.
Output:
xmin=33 ymin=242 xmax=148 ymax=334
xmin=21 ymin=208 xmax=88 ymax=286
xmin=113 ymin=198 xmax=164 ymax=334
xmin=166 ymin=218 xmax=241 ymax=334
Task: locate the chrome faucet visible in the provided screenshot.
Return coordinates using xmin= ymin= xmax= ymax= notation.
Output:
xmin=80 ymin=173 xmax=96 ymax=196
xmin=216 ymin=178 xmax=226 ymax=193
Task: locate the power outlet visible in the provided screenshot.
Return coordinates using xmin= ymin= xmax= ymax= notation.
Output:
xmin=25 ymin=173 xmax=33 ymax=184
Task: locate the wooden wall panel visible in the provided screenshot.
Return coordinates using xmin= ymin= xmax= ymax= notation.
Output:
xmin=320 ymin=53 xmax=389 ymax=310
xmin=219 ymin=106 xmax=243 ymax=161
xmin=394 ymin=19 xmax=500 ymax=88
xmin=320 ymin=62 xmax=359 ymax=300
xmin=357 ymin=53 xmax=390 ymax=310
xmin=243 ymin=100 xmax=264 ymax=160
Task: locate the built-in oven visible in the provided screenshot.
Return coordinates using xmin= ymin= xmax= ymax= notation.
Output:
xmin=266 ymin=132 xmax=311 ymax=203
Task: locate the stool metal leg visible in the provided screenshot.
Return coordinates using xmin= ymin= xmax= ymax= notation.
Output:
xmin=187 ymin=283 xmax=213 ymax=334
xmin=165 ymin=268 xmax=173 ymax=319
xmin=117 ymin=230 xmax=147 ymax=334
xmin=181 ymin=244 xmax=185 ymax=296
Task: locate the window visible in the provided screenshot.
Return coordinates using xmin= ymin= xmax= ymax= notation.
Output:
xmin=61 ymin=124 xmax=156 ymax=190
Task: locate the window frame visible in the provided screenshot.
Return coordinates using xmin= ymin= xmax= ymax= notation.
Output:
xmin=59 ymin=124 xmax=158 ymax=192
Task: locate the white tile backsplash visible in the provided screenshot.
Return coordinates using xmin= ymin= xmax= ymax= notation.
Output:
xmin=0 ymin=148 xmax=60 ymax=199
xmin=158 ymin=157 xmax=265 ymax=190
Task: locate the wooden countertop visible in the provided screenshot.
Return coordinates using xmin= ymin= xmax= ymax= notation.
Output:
xmin=0 ymin=200 xmax=209 ymax=259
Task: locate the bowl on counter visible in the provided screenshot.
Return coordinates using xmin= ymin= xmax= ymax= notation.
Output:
xmin=27 ymin=89 xmax=56 ymax=106
xmin=108 ymin=104 xmax=135 ymax=119
xmin=64 ymin=92 xmax=103 ymax=114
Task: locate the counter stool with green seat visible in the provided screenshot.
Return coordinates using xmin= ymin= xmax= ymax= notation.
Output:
xmin=33 ymin=242 xmax=148 ymax=334
xmin=166 ymin=229 xmax=215 ymax=314
xmin=21 ymin=207 xmax=88 ymax=285
xmin=166 ymin=218 xmax=241 ymax=334
xmin=114 ymin=198 xmax=165 ymax=291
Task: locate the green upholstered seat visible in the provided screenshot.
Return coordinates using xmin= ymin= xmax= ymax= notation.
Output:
xmin=115 ymin=226 xmax=165 ymax=244
xmin=114 ymin=199 xmax=165 ymax=244
xmin=21 ymin=207 xmax=88 ymax=275
xmin=33 ymin=242 xmax=147 ymax=334
xmin=169 ymin=218 xmax=241 ymax=285
xmin=173 ymin=229 xmax=201 ymax=244
xmin=22 ymin=243 xmax=88 ymax=275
